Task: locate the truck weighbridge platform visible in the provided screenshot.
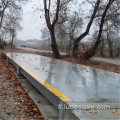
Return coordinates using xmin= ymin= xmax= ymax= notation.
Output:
xmin=3 ymin=52 xmax=120 ymax=120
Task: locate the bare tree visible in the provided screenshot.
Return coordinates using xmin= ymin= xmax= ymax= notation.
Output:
xmin=0 ymin=0 xmax=26 ymax=28
xmin=90 ymin=0 xmax=120 ymax=58
xmin=0 ymin=0 xmax=27 ymax=42
xmin=55 ymin=11 xmax=83 ymax=54
xmin=72 ymin=0 xmax=100 ymax=56
xmin=5 ymin=14 xmax=22 ymax=46
xmin=83 ymin=0 xmax=115 ymax=60
xmin=44 ymin=0 xmax=61 ymax=58
xmin=43 ymin=0 xmax=72 ymax=58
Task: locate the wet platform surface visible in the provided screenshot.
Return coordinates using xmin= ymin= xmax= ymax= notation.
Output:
xmin=5 ymin=52 xmax=120 ymax=103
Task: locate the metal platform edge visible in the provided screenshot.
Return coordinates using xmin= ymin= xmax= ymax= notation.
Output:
xmin=2 ymin=52 xmax=80 ymax=120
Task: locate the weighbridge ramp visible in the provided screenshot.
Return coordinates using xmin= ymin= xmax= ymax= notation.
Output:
xmin=2 ymin=52 xmax=120 ymax=120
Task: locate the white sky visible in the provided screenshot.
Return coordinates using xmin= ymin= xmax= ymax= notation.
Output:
xmin=17 ymin=0 xmax=45 ymax=41
xmin=17 ymin=0 xmax=93 ymax=41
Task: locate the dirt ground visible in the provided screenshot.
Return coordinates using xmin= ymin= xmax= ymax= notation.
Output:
xmin=0 ymin=52 xmax=44 ymax=120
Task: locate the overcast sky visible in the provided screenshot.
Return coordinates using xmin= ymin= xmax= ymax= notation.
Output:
xmin=17 ymin=0 xmax=45 ymax=41
xmin=17 ymin=0 xmax=93 ymax=41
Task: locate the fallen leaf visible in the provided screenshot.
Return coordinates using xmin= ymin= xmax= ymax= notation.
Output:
xmin=11 ymin=75 xmax=16 ymax=80
xmin=36 ymin=115 xmax=44 ymax=119
xmin=33 ymin=107 xmax=38 ymax=112
xmin=86 ymin=109 xmax=97 ymax=114
xmin=112 ymin=109 xmax=120 ymax=115
xmin=16 ymin=89 xmax=20 ymax=92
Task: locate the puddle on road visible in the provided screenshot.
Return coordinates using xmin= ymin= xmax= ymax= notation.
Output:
xmin=6 ymin=52 xmax=120 ymax=102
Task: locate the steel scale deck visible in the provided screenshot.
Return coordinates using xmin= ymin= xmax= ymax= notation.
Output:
xmin=3 ymin=52 xmax=120 ymax=120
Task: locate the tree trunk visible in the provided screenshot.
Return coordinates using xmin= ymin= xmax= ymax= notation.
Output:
xmin=44 ymin=0 xmax=61 ymax=59
xmin=107 ymin=33 xmax=113 ymax=57
xmin=100 ymin=37 xmax=105 ymax=57
xmin=67 ymin=39 xmax=72 ymax=55
xmin=11 ymin=36 xmax=14 ymax=46
xmin=116 ymin=47 xmax=120 ymax=57
xmin=50 ymin=29 xmax=61 ymax=58
xmin=100 ymin=45 xmax=104 ymax=57
xmin=72 ymin=41 xmax=79 ymax=56
xmin=83 ymin=0 xmax=114 ymax=60
xmin=0 ymin=38 xmax=4 ymax=49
